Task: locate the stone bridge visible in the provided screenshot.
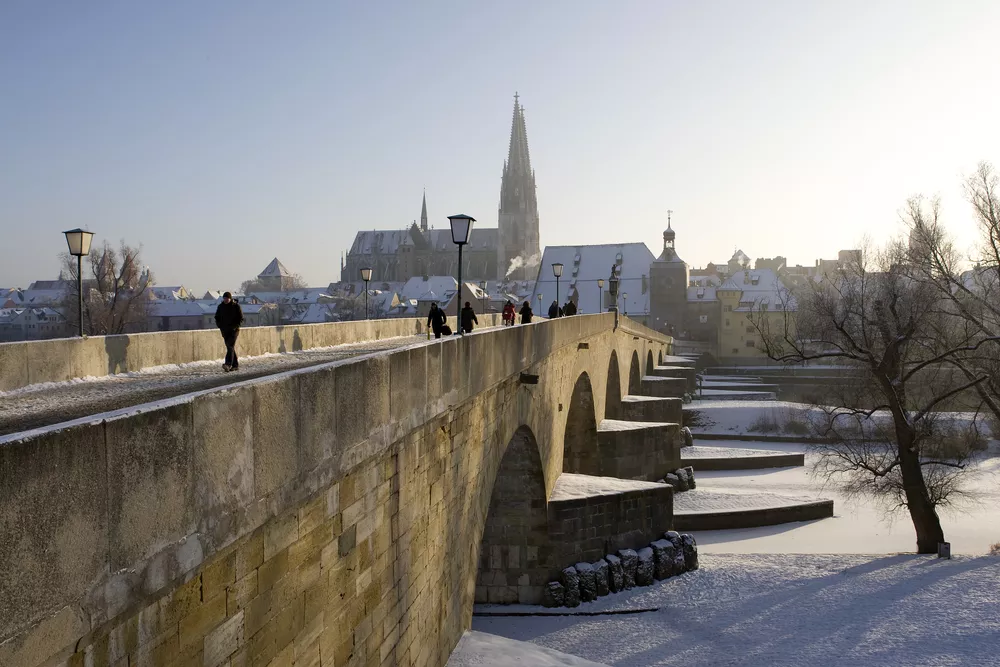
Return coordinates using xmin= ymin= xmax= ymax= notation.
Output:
xmin=0 ymin=314 xmax=680 ymax=667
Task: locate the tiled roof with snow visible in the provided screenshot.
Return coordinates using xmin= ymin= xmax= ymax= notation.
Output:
xmin=246 ymin=289 xmax=330 ymax=304
xmin=687 ymin=285 xmax=718 ymax=302
xmin=258 ymin=258 xmax=292 ymax=278
xmin=149 ymin=302 xmax=211 ymax=318
xmin=530 ymin=243 xmax=656 ymax=316
xmin=719 ymin=269 xmax=795 ymax=311
xmin=399 ymin=276 xmax=458 ymax=301
xmin=349 ymin=227 xmax=499 ymax=255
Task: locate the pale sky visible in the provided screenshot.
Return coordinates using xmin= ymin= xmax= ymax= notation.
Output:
xmin=2 ymin=1 xmax=999 ymax=293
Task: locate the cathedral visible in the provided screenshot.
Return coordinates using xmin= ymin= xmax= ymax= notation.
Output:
xmin=341 ymin=95 xmax=541 ymax=283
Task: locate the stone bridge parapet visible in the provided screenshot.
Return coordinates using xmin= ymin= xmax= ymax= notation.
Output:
xmin=0 ymin=313 xmax=671 ymax=667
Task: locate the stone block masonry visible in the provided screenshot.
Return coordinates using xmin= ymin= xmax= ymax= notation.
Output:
xmin=0 ymin=314 xmax=672 ymax=667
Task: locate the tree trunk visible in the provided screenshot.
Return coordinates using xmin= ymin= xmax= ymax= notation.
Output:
xmin=896 ymin=426 xmax=946 ymax=553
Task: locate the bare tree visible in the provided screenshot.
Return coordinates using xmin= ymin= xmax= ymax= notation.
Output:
xmin=902 ymin=165 xmax=1000 ymax=423
xmin=61 ymin=240 xmax=153 ymax=335
xmin=750 ymin=239 xmax=994 ymax=553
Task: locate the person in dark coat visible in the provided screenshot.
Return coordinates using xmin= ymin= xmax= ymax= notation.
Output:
xmin=548 ymin=300 xmax=560 ymax=319
xmin=564 ymin=300 xmax=577 ymax=316
xmin=519 ymin=301 xmax=533 ymax=324
xmin=214 ymin=292 xmax=244 ymax=371
xmin=460 ymin=301 xmax=478 ymax=334
xmin=427 ymin=302 xmax=447 ymax=338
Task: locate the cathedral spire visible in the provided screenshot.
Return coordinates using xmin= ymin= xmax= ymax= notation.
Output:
xmin=420 ymin=189 xmax=428 ymax=233
xmin=498 ymin=93 xmax=540 ymax=280
xmin=505 ymin=93 xmax=532 ymax=178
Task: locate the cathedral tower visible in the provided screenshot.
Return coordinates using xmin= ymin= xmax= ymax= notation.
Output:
xmin=498 ymin=93 xmax=540 ymax=281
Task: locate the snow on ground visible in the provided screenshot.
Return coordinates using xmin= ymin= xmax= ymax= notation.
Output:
xmin=674 ymin=489 xmax=824 ymax=513
xmin=447 ymin=631 xmax=610 ymax=667
xmin=687 ymin=399 xmax=995 ymax=438
xmin=550 ymin=473 xmax=664 ymax=502
xmin=473 ymin=553 xmax=1000 ymax=666
xmin=682 ymin=445 xmax=788 ymax=459
xmin=689 ymin=439 xmax=1000 ymax=555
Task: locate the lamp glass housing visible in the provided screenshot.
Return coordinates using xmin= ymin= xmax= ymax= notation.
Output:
xmin=552 ymin=262 xmax=564 ymax=278
xmin=360 ymin=267 xmax=373 ymax=282
xmin=447 ymin=214 xmax=475 ymax=245
xmin=63 ymin=228 xmax=95 ymax=257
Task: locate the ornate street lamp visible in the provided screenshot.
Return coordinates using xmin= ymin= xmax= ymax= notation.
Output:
xmin=622 ymin=292 xmax=628 ymax=317
xmin=360 ymin=267 xmax=372 ymax=319
xmin=447 ymin=214 xmax=475 ymax=336
xmin=63 ymin=228 xmax=95 ymax=337
xmin=609 ymin=273 xmax=620 ymax=329
xmin=479 ymin=280 xmax=487 ymax=314
xmin=552 ymin=263 xmax=564 ymax=315
xmin=537 ymin=293 xmax=542 ymax=316
xmin=597 ymin=278 xmax=605 ymax=312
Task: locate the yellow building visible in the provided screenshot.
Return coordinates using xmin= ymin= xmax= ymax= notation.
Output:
xmin=717 ymin=269 xmax=794 ymax=364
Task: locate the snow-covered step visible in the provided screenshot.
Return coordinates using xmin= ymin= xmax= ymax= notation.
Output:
xmin=650 ymin=365 xmax=697 ymax=391
xmin=639 ymin=375 xmax=687 ymax=398
xmin=620 ymin=395 xmax=682 ymax=424
xmin=594 ymin=419 xmax=681 ymax=480
xmin=681 ymin=444 xmax=804 ymax=471
xmin=674 ymin=489 xmax=833 ymax=531
xmin=448 ymin=631 xmax=611 ymax=667
xmin=693 ymin=388 xmax=777 ymax=401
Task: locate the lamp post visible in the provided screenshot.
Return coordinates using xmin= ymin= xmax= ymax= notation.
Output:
xmin=609 ymin=274 xmax=619 ymax=330
xmin=622 ymin=292 xmax=628 ymax=317
xmin=63 ymin=228 xmax=95 ymax=337
xmin=447 ymin=214 xmax=475 ymax=336
xmin=597 ymin=278 xmax=605 ymax=312
xmin=360 ymin=267 xmax=372 ymax=319
xmin=479 ymin=280 xmax=487 ymax=314
xmin=537 ymin=293 xmax=542 ymax=316
xmin=552 ymin=263 xmax=564 ymax=315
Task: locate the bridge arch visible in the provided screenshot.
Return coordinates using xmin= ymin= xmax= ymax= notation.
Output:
xmin=476 ymin=425 xmax=549 ymax=604
xmin=605 ymin=350 xmax=622 ymax=420
xmin=562 ymin=371 xmax=599 ymax=475
xmin=658 ymin=350 xmax=663 ymax=366
xmin=628 ymin=350 xmax=642 ymax=395
xmin=646 ymin=350 xmax=655 ymax=375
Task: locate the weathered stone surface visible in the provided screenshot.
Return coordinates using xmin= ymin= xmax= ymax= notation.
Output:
xmin=673 ymin=469 xmax=690 ymax=492
xmin=618 ymin=549 xmax=638 ymax=589
xmin=635 ymin=547 xmax=655 ymax=586
xmin=543 ymin=581 xmax=565 ymax=608
xmin=665 ymin=531 xmax=686 ymax=572
xmin=663 ymin=473 xmax=681 ymax=490
xmin=592 ymin=559 xmax=610 ymax=597
xmin=605 ymin=554 xmax=624 ymax=593
xmin=682 ymin=466 xmax=697 ymax=490
xmin=681 ymin=426 xmax=694 ymax=448
xmin=650 ymin=539 xmax=675 ymax=580
xmin=681 ymin=533 xmax=699 ymax=571
xmin=561 ymin=567 xmax=581 ymax=607
xmin=575 ymin=562 xmax=596 ymax=602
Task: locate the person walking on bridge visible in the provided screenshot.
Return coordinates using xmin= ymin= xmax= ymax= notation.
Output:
xmin=215 ymin=292 xmax=244 ymax=372
xmin=460 ymin=301 xmax=479 ymax=334
xmin=548 ymin=300 xmax=561 ymax=319
xmin=502 ymin=300 xmax=515 ymax=326
xmin=427 ymin=302 xmax=447 ymax=339
xmin=519 ymin=301 xmax=533 ymax=324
